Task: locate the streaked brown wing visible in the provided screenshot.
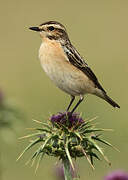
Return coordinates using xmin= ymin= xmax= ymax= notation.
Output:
xmin=63 ymin=44 xmax=106 ymax=93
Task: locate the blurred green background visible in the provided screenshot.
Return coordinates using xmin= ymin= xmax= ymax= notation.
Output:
xmin=0 ymin=0 xmax=127 ymax=179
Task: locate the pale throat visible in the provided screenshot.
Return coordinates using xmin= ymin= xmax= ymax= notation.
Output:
xmin=39 ymin=37 xmax=68 ymax=64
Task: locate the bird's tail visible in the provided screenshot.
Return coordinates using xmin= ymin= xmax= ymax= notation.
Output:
xmin=103 ymin=93 xmax=120 ymax=108
xmin=94 ymin=89 xmax=120 ymax=108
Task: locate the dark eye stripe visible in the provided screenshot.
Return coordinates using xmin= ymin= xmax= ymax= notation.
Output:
xmin=55 ymin=28 xmax=65 ymax=33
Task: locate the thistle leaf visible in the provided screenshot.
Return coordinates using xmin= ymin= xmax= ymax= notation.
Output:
xmin=73 ymin=132 xmax=82 ymax=140
xmin=65 ymin=141 xmax=74 ymax=170
xmin=89 ymin=152 xmax=100 ymax=160
xmin=32 ymin=119 xmax=51 ymax=130
xmin=27 ymin=136 xmax=52 ymax=167
xmin=17 ymin=138 xmax=41 ymax=161
xmin=19 ymin=132 xmax=44 ymax=139
xmin=89 ymin=139 xmax=111 ymax=165
xmin=81 ymin=129 xmax=104 ymax=134
xmin=78 ymin=117 xmax=97 ymax=130
xmin=81 ymin=148 xmax=95 ymax=170
xmin=35 ymin=152 xmax=45 ymax=173
xmin=91 ymin=136 xmax=119 ymax=152
xmin=90 ymin=155 xmax=93 ymax=165
xmin=35 ymin=128 xmax=51 ymax=133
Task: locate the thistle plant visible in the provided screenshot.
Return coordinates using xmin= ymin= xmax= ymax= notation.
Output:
xmin=18 ymin=111 xmax=117 ymax=180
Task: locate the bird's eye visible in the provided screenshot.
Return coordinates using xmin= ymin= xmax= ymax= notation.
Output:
xmin=48 ymin=26 xmax=55 ymax=31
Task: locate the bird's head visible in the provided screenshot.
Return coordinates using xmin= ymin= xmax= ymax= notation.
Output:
xmin=29 ymin=21 xmax=69 ymax=43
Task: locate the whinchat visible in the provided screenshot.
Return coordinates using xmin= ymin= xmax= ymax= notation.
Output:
xmin=29 ymin=21 xmax=120 ymax=113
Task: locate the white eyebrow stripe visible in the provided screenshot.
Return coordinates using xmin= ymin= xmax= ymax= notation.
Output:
xmin=43 ymin=24 xmax=65 ymax=30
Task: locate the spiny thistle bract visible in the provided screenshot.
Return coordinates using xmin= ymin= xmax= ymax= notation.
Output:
xmin=18 ymin=112 xmax=116 ymax=173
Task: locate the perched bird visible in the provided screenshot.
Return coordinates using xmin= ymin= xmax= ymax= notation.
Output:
xmin=29 ymin=21 xmax=120 ymax=113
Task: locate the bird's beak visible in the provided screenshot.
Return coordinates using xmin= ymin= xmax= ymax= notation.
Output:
xmin=29 ymin=27 xmax=41 ymax=32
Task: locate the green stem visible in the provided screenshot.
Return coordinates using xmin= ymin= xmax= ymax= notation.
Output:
xmin=63 ymin=158 xmax=73 ymax=180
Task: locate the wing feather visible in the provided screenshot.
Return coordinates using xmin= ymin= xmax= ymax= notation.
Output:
xmin=62 ymin=44 xmax=106 ymax=93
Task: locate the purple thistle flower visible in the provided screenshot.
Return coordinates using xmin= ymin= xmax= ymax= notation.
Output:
xmin=50 ymin=112 xmax=84 ymax=128
xmin=104 ymin=170 xmax=128 ymax=180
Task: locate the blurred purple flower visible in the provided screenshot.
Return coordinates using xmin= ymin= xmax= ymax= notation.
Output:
xmin=55 ymin=163 xmax=77 ymax=180
xmin=55 ymin=164 xmax=64 ymax=180
xmin=50 ymin=112 xmax=84 ymax=128
xmin=104 ymin=170 xmax=128 ymax=180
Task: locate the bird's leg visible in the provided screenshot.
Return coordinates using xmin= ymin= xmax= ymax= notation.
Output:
xmin=71 ymin=95 xmax=84 ymax=114
xmin=66 ymin=95 xmax=75 ymax=112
